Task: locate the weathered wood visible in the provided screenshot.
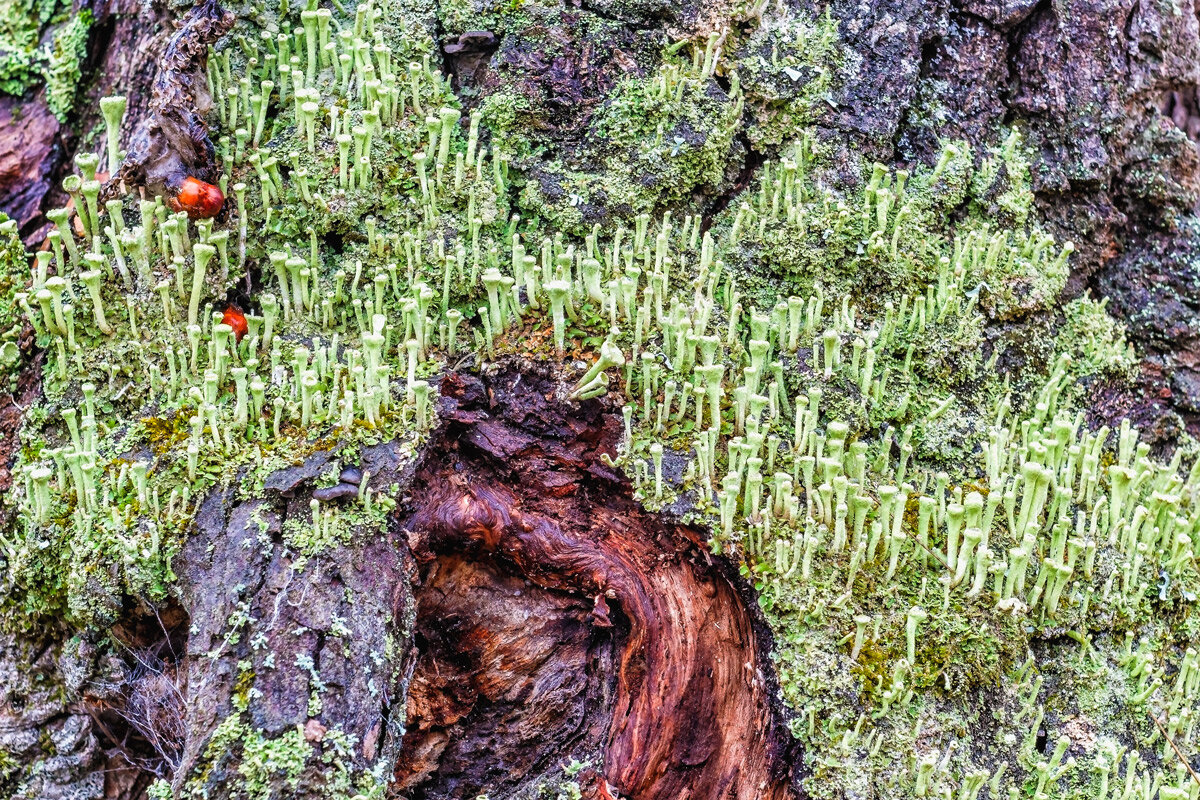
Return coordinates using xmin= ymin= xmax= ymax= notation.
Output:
xmin=103 ymin=0 xmax=232 ymax=203
xmin=0 ymin=94 xmax=62 ymax=236
xmin=395 ymin=368 xmax=798 ymax=799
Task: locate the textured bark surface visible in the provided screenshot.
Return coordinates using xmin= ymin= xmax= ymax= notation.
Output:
xmin=102 ymin=0 xmax=231 ymax=202
xmin=0 ymin=631 xmax=106 ymax=799
xmin=3 ymin=0 xmax=1200 ymax=797
xmin=0 ymin=93 xmax=63 ymax=233
xmin=0 ymin=0 xmax=175 ymax=241
xmin=172 ymin=440 xmax=417 ymax=798
xmin=87 ymin=363 xmax=798 ymax=800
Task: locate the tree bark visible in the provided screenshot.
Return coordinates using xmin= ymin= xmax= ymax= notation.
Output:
xmin=3 ymin=0 xmax=1200 ymax=798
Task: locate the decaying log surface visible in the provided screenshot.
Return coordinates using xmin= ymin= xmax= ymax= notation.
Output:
xmin=171 ymin=442 xmax=418 ymax=797
xmin=395 ymin=367 xmax=798 ymax=799
xmin=0 ymin=0 xmax=174 ymax=243
xmin=117 ymin=363 xmax=796 ymax=800
xmin=5 ymin=0 xmax=1200 ymax=797
xmin=0 ymin=94 xmax=63 ymax=235
xmin=102 ymin=0 xmax=231 ymax=203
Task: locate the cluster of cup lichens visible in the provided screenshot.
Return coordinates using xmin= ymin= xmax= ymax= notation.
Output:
xmin=2 ymin=0 xmax=1197 ymax=794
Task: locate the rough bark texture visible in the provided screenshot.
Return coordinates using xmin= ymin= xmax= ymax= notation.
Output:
xmin=101 ymin=0 xmax=232 ymax=202
xmin=172 ymin=440 xmax=417 ymax=798
xmin=3 ymin=0 xmax=1200 ymax=797
xmin=0 ymin=93 xmax=63 ymax=233
xmin=1 ymin=0 xmax=176 ymax=240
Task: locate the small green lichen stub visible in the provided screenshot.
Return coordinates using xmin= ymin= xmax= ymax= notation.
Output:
xmin=0 ymin=216 xmax=29 ymax=383
xmin=1 ymin=0 xmax=1197 ymax=797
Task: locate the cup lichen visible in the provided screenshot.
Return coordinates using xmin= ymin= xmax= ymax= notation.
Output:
xmin=0 ymin=0 xmax=1197 ymax=797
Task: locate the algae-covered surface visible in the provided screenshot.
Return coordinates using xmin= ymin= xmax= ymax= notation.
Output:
xmin=0 ymin=0 xmax=1197 ymax=797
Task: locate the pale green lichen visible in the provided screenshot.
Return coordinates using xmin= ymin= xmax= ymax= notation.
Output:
xmin=2 ymin=7 xmax=93 ymax=120
xmin=734 ymin=7 xmax=840 ymax=150
xmin=1055 ymin=296 xmax=1138 ymax=387
xmin=0 ymin=0 xmax=70 ymax=97
xmin=0 ymin=216 xmax=28 ymax=385
xmin=500 ymin=43 xmax=744 ymax=236
xmin=1 ymin=0 xmax=1197 ymax=798
xmin=47 ymin=12 xmax=90 ymax=119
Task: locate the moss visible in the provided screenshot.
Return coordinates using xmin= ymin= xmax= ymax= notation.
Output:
xmin=4 ymin=3 xmax=1199 ymax=798
xmin=140 ymin=412 xmax=192 ymax=455
xmin=42 ymin=9 xmax=89 ymax=121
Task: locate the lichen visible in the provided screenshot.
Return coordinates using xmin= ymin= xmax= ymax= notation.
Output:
xmin=734 ymin=7 xmax=840 ymax=150
xmin=2 ymin=0 xmax=1198 ymax=797
xmin=0 ymin=217 xmax=29 ymax=386
xmin=0 ymin=0 xmax=69 ymax=98
xmin=21 ymin=7 xmax=91 ymax=121
xmin=1054 ymin=296 xmax=1138 ymax=389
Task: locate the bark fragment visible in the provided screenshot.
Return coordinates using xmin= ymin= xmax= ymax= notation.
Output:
xmin=171 ymin=443 xmax=418 ymax=798
xmin=102 ymin=0 xmax=233 ymax=203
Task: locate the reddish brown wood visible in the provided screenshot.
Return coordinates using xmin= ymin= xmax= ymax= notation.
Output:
xmin=0 ymin=95 xmax=61 ymax=234
xmin=395 ymin=368 xmax=798 ymax=800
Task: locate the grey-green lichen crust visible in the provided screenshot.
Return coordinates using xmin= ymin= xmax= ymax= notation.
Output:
xmin=0 ymin=0 xmax=92 ymax=119
xmin=0 ymin=0 xmax=1197 ymax=798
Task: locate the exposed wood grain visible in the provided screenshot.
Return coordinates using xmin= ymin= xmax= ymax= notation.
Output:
xmin=395 ymin=368 xmax=798 ymax=800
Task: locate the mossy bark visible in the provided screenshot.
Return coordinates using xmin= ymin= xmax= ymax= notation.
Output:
xmin=2 ymin=0 xmax=1200 ymax=798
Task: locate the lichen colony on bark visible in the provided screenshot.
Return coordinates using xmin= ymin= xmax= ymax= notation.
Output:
xmin=1 ymin=0 xmax=1200 ymax=798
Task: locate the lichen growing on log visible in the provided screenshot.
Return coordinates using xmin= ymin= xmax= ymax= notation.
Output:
xmin=0 ymin=0 xmax=1198 ymax=798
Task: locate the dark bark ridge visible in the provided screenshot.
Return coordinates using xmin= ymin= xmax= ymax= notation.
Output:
xmin=170 ymin=442 xmax=419 ymax=799
xmin=394 ymin=366 xmax=799 ymax=800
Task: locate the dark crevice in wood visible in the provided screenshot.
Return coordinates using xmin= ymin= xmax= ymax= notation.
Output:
xmin=77 ymin=599 xmax=192 ymax=793
xmin=393 ymin=365 xmax=800 ymax=800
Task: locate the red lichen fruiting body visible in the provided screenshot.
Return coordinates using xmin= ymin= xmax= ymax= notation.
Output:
xmin=222 ymin=306 xmax=248 ymax=342
xmin=169 ymin=177 xmax=224 ymax=219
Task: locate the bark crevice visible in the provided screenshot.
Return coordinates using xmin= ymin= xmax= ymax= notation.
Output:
xmin=393 ymin=366 xmax=799 ymax=800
